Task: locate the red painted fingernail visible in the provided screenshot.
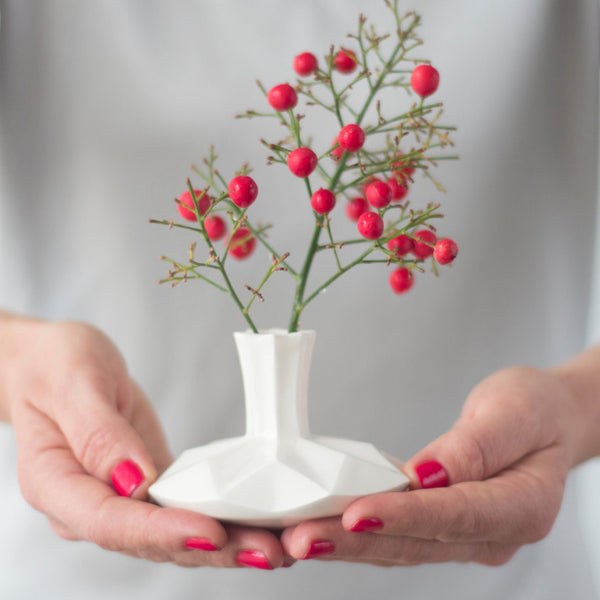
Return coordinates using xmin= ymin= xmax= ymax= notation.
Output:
xmin=349 ymin=518 xmax=384 ymax=533
xmin=302 ymin=540 xmax=335 ymax=560
xmin=237 ymin=550 xmax=273 ymax=570
xmin=111 ymin=460 xmax=144 ymax=497
xmin=415 ymin=460 xmax=449 ymax=488
xmin=185 ymin=537 xmax=219 ymax=551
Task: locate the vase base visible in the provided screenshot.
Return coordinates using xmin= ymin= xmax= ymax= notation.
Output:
xmin=149 ymin=434 xmax=408 ymax=528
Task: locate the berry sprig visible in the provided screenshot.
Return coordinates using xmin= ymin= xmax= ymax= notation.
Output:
xmin=152 ymin=1 xmax=458 ymax=333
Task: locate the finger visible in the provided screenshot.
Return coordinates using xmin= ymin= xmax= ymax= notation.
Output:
xmin=16 ymin=390 xmax=288 ymax=568
xmin=404 ymin=368 xmax=566 ymax=488
xmin=46 ymin=476 xmax=285 ymax=569
xmin=39 ymin=374 xmax=159 ymax=499
xmin=30 ymin=449 xmax=233 ymax=566
xmin=342 ymin=444 xmax=567 ymax=544
xmin=177 ymin=526 xmax=286 ymax=570
xmin=282 ymin=518 xmax=519 ymax=566
xmin=47 ymin=516 xmax=80 ymax=541
xmin=15 ymin=402 xmax=229 ymax=557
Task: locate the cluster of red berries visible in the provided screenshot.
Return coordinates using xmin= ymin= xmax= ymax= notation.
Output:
xmin=176 ymin=174 xmax=259 ymax=260
xmin=174 ymin=46 xmax=451 ymax=295
xmin=291 ymin=48 xmax=359 ymax=77
xmin=386 ymin=232 xmax=458 ymax=294
xmin=264 ymin=53 xmax=439 ymax=209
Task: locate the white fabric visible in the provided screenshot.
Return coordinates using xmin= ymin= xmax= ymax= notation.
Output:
xmin=0 ymin=1 xmax=598 ymax=598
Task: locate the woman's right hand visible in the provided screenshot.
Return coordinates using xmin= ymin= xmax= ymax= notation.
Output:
xmin=2 ymin=315 xmax=286 ymax=569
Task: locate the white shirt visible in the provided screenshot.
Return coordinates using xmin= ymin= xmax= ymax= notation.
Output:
xmin=0 ymin=1 xmax=598 ymax=598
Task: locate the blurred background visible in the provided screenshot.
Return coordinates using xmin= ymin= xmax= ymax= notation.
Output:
xmin=0 ymin=2 xmax=598 ymax=598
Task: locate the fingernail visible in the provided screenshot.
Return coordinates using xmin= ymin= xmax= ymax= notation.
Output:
xmin=237 ymin=550 xmax=273 ymax=570
xmin=185 ymin=537 xmax=219 ymax=551
xmin=111 ymin=460 xmax=144 ymax=497
xmin=349 ymin=518 xmax=384 ymax=533
xmin=302 ymin=540 xmax=335 ymax=560
xmin=415 ymin=460 xmax=449 ymax=488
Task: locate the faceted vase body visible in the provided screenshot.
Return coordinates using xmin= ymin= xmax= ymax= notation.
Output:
xmin=149 ymin=329 xmax=408 ymax=527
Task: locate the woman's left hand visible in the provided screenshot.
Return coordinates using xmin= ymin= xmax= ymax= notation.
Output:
xmin=281 ymin=364 xmax=596 ymax=565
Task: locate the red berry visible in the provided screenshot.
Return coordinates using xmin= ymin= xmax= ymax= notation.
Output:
xmin=357 ymin=211 xmax=384 ymax=240
xmin=204 ymin=214 xmax=227 ymax=241
xmin=366 ymin=180 xmax=392 ymax=208
xmin=434 ymin=238 xmax=458 ymax=265
xmin=389 ymin=268 xmax=414 ymax=294
xmin=287 ymin=147 xmax=318 ymax=177
xmin=338 ymin=124 xmax=365 ymax=152
xmin=412 ymin=230 xmax=437 ymax=258
xmin=330 ymin=136 xmax=345 ymax=160
xmin=228 ymin=175 xmax=258 ymax=208
xmin=360 ymin=176 xmax=380 ymax=197
xmin=345 ymin=196 xmax=369 ymax=221
xmin=392 ymin=153 xmax=416 ymax=180
xmin=267 ymin=83 xmax=298 ymax=111
xmin=293 ymin=52 xmax=318 ymax=76
xmin=177 ymin=189 xmax=210 ymax=222
xmin=228 ymin=226 xmax=256 ymax=260
xmin=333 ymin=48 xmax=357 ymax=74
xmin=311 ymin=188 xmax=336 ymax=214
xmin=388 ymin=176 xmax=409 ymax=202
xmin=410 ymin=64 xmax=440 ymax=98
xmin=387 ymin=234 xmax=414 ymax=257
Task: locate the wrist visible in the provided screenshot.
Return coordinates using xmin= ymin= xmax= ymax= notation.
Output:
xmin=550 ymin=345 xmax=600 ymax=466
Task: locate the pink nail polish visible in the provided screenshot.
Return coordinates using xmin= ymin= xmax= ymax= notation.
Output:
xmin=185 ymin=537 xmax=219 ymax=551
xmin=237 ymin=550 xmax=273 ymax=570
xmin=302 ymin=540 xmax=335 ymax=560
xmin=415 ymin=460 xmax=449 ymax=488
xmin=349 ymin=517 xmax=384 ymax=532
xmin=111 ymin=460 xmax=144 ymax=497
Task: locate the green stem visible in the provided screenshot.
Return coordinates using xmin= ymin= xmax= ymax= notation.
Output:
xmin=287 ymin=142 xmax=355 ymax=332
xmin=325 ymin=221 xmax=343 ymax=271
xmin=159 ymin=257 xmax=229 ymax=293
xmin=243 ymin=259 xmax=283 ymax=314
xmin=149 ymin=219 xmax=204 ymax=235
xmin=357 ymin=16 xmax=374 ymax=92
xmin=221 ymin=266 xmax=259 ymax=333
xmin=326 ymin=50 xmax=345 ymax=128
xmin=317 ymin=237 xmax=370 ymax=251
xmin=225 ymin=201 xmax=298 ymax=277
xmin=366 ymin=102 xmax=443 ymax=134
xmin=302 ymin=244 xmax=376 ymax=307
xmin=183 ymin=181 xmax=258 ymax=332
xmin=297 ymin=90 xmax=337 ymax=115
xmin=288 ymin=221 xmax=322 ymax=332
xmin=287 ymin=33 xmax=410 ymax=332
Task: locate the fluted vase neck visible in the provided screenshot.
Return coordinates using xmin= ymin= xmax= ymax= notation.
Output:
xmin=234 ymin=329 xmax=315 ymax=439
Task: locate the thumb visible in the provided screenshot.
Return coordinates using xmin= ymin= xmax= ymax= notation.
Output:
xmin=403 ymin=371 xmax=552 ymax=489
xmin=56 ymin=378 xmax=159 ymax=499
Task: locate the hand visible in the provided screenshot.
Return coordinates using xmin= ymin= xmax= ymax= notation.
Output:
xmin=6 ymin=318 xmax=286 ymax=569
xmin=281 ymin=366 xmax=584 ymax=566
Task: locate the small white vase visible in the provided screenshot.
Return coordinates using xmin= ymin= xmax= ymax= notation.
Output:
xmin=149 ymin=329 xmax=408 ymax=527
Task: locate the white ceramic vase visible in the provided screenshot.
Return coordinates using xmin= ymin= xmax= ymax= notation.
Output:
xmin=149 ymin=329 xmax=408 ymax=527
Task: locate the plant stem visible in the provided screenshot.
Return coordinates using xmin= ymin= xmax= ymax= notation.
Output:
xmin=288 ymin=220 xmax=322 ymax=332
xmin=182 ymin=180 xmax=259 ymax=332
xmin=302 ymin=245 xmax=376 ymax=307
xmin=225 ymin=200 xmax=298 ymax=277
xmin=287 ymin=30 xmax=415 ymax=332
xmin=221 ymin=266 xmax=259 ymax=333
xmin=325 ymin=221 xmax=343 ymax=271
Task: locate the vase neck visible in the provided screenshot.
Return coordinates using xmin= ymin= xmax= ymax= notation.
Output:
xmin=234 ymin=330 xmax=314 ymax=439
